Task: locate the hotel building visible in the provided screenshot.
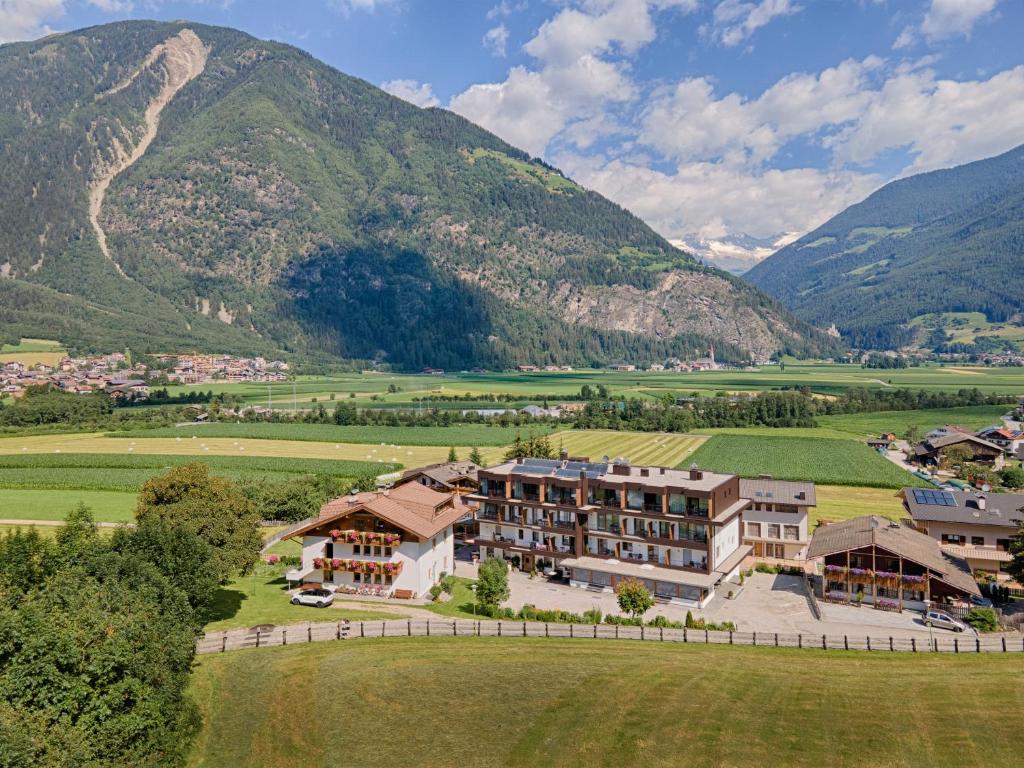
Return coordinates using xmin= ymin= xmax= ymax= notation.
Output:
xmin=468 ymin=456 xmax=752 ymax=608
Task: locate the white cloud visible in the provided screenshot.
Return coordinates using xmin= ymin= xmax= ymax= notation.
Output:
xmin=87 ymin=0 xmax=134 ymax=11
xmin=328 ymin=0 xmax=397 ymax=16
xmin=0 ymin=0 xmax=66 ymax=42
xmin=921 ymin=0 xmax=998 ymax=42
xmin=482 ymin=23 xmax=509 ymax=57
xmin=707 ymin=0 xmax=802 ymax=47
xmin=557 ymin=152 xmax=882 ymax=242
xmin=828 ymin=65 xmax=1024 ymax=174
xmin=381 ymin=79 xmax=440 ymax=108
xmin=451 ymin=0 xmax=671 ymax=156
xmin=640 ymin=56 xmax=883 ymax=164
xmin=486 ymin=0 xmax=526 ymax=20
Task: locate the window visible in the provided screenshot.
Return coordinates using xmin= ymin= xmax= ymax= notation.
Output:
xmin=997 ymin=538 xmax=1011 ymax=551
xmin=767 ymin=524 xmax=781 ymax=540
xmin=746 ymin=522 xmax=762 ymax=538
xmin=784 ymin=525 xmax=799 ymax=541
xmin=353 ymin=544 xmax=363 ymax=556
xmin=971 ymin=536 xmax=985 ymax=546
xmin=627 ymin=489 xmax=644 ymax=510
xmin=384 ymin=546 xmax=392 ymax=556
xmin=941 ymin=534 xmax=965 ymax=545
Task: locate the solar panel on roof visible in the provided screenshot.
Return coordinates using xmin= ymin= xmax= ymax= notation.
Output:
xmin=554 ymin=468 xmax=581 ymax=479
xmin=912 ymin=489 xmax=957 ymax=506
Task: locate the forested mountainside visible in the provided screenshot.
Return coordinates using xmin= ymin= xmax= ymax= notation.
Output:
xmin=0 ymin=20 xmax=838 ymax=368
xmin=746 ymin=145 xmax=1024 ymax=351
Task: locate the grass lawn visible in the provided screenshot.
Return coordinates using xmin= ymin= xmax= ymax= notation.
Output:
xmin=550 ymin=430 xmax=707 ymax=467
xmin=0 ymin=337 xmax=66 ymax=367
xmin=204 ymin=564 xmax=400 ymax=632
xmin=812 ymin=485 xmax=906 ymax=528
xmin=422 ymin=576 xmax=482 ymax=620
xmin=188 ymin=637 xmax=1024 ymax=768
xmin=117 ymin=423 xmax=561 ymax=447
xmin=686 ymin=434 xmax=930 ymax=488
xmin=0 ymin=488 xmax=137 ymax=522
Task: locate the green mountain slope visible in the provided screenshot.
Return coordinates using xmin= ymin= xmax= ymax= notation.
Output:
xmin=745 ymin=145 xmax=1024 ymax=351
xmin=0 ymin=20 xmax=837 ymax=367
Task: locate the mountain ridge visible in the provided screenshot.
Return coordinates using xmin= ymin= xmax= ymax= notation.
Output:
xmin=746 ymin=145 xmax=1024 ymax=350
xmin=0 ymin=20 xmax=839 ymax=366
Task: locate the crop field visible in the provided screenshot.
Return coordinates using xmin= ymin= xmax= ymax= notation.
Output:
xmin=0 ymin=432 xmax=446 ymax=467
xmin=0 ymin=337 xmax=66 ymax=366
xmin=0 ymin=488 xmax=136 ymax=522
xmin=549 ymin=430 xmax=707 ymax=466
xmin=160 ymin=364 xmax=1024 ymax=411
xmin=817 ymin=404 xmax=1011 ymax=438
xmin=686 ymin=434 xmax=930 ymax=488
xmin=188 ymin=637 xmax=1024 ymax=768
xmin=114 ymin=422 xmax=560 ymax=447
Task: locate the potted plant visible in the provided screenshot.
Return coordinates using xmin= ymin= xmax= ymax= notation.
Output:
xmin=329 ymin=529 xmax=341 ymax=540
xmin=345 ymin=530 xmax=360 ymax=544
xmin=313 ymin=557 xmax=324 ymax=569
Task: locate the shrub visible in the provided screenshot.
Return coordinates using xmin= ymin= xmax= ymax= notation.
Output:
xmin=964 ymin=608 xmax=999 ymax=633
xmin=614 ymin=577 xmax=654 ymax=619
xmin=428 ymin=584 xmax=444 ymax=601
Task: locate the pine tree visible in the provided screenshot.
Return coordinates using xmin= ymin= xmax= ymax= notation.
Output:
xmin=447 ymin=446 xmax=458 ymax=462
xmin=468 ymin=446 xmax=484 ymax=465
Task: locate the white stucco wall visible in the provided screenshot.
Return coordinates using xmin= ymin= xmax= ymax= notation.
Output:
xmin=712 ymin=517 xmax=740 ymax=570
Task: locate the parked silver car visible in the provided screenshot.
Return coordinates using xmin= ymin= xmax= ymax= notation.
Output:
xmin=291 ymin=588 xmax=335 ymax=608
xmin=925 ymin=610 xmax=967 ymax=632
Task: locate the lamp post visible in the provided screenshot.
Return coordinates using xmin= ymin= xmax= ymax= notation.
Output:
xmin=470 ymin=583 xmax=477 ymax=617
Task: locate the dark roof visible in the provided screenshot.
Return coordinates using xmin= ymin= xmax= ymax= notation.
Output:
xmin=903 ymin=488 xmax=1024 ymax=528
xmin=807 ymin=515 xmax=979 ymax=596
xmin=739 ymin=478 xmax=816 ymax=507
xmin=398 ymin=461 xmax=481 ymax=489
xmin=915 ymin=433 xmax=1002 ymax=454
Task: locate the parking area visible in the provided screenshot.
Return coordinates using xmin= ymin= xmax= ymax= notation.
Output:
xmin=455 ymin=560 xmax=956 ymax=639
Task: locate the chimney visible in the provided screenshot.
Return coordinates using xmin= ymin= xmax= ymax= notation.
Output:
xmin=688 ymin=463 xmax=703 ymax=481
xmin=660 ymin=467 xmax=666 ymax=475
xmin=977 ymin=494 xmax=987 ymax=511
xmin=516 ymin=457 xmax=524 ymax=465
xmin=796 ymin=491 xmax=806 ymax=501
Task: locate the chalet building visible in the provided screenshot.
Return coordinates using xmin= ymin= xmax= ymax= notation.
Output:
xmin=975 ymin=426 xmax=1024 ymax=456
xmin=739 ymin=477 xmax=814 ymax=560
xmin=807 ymin=515 xmax=981 ymax=612
xmin=913 ymin=432 xmax=1004 ymax=467
xmin=396 ymin=461 xmax=481 ymax=494
xmin=396 ymin=461 xmax=482 ymax=543
xmin=467 ymin=456 xmax=751 ymax=608
xmin=282 ymin=483 xmax=467 ymax=598
xmin=903 ymin=488 xmax=1021 ymax=581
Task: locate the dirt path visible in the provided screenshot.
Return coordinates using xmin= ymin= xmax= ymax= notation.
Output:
xmin=89 ymin=28 xmax=209 ymax=276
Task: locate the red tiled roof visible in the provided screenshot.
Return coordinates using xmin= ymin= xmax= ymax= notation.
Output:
xmin=286 ymin=482 xmax=467 ymax=541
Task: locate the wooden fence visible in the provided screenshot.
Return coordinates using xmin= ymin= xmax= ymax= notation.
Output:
xmin=196 ymin=619 xmax=1024 ymax=655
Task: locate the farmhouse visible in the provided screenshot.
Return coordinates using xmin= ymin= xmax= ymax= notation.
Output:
xmin=469 ymin=456 xmax=751 ymax=608
xmin=912 ymin=432 xmax=1004 ymax=467
xmin=903 ymin=487 xmax=1021 ymax=581
xmin=807 ymin=515 xmax=981 ymax=612
xmin=739 ymin=477 xmax=814 ymax=560
xmin=975 ymin=425 xmax=1024 ymax=455
xmin=283 ymin=483 xmax=466 ymax=598
xmin=396 ymin=461 xmax=481 ymax=494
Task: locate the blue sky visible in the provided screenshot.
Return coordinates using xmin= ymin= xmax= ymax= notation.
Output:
xmin=5 ymin=0 xmax=1023 ymax=268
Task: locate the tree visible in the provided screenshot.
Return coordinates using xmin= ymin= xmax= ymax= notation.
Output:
xmin=503 ymin=432 xmax=526 ymax=460
xmin=615 ymin=577 xmax=653 ymax=619
xmin=136 ymin=463 xmax=261 ymax=583
xmin=447 ymin=446 xmax=458 ymax=462
xmin=941 ymin=443 xmax=974 ymax=470
xmin=1006 ymin=508 xmax=1024 ymax=585
xmin=999 ymin=465 xmax=1024 ymax=489
xmin=468 ymin=446 xmax=484 ymax=465
xmin=904 ymin=424 xmax=921 ymax=445
xmin=475 ymin=557 xmax=510 ymax=607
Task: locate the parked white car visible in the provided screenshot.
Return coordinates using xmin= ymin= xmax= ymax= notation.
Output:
xmin=290 ymin=588 xmax=335 ymax=608
xmin=925 ymin=610 xmax=967 ymax=632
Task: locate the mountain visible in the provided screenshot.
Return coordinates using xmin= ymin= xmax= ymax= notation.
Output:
xmin=0 ymin=21 xmax=838 ymax=368
xmin=746 ymin=146 xmax=1024 ymax=351
xmin=671 ymin=234 xmax=799 ymax=276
